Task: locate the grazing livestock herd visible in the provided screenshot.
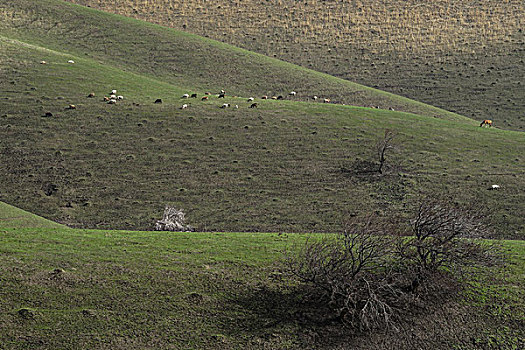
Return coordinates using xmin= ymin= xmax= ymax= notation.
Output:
xmin=37 ymin=59 xmax=495 ymax=130
xmin=172 ymin=90 xmax=333 ymax=110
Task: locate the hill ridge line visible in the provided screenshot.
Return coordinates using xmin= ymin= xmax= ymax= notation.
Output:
xmin=0 ymin=34 xmax=194 ymax=92
xmin=0 ymin=0 xmax=473 ymax=123
xmin=58 ymin=0 xmax=473 ymax=123
xmin=1 ymin=34 xmax=486 ymax=127
xmin=4 ymin=33 xmax=525 ymax=136
xmin=0 ymin=35 xmax=71 ymax=56
xmin=0 ymin=34 xmax=460 ymax=122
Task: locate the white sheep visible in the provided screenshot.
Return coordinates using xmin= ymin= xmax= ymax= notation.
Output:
xmin=117 ymin=95 xmax=124 ymax=100
xmin=110 ymin=94 xmax=117 ymax=99
xmin=289 ymin=91 xmax=297 ymax=96
xmin=182 ymin=93 xmax=189 ymax=99
xmin=234 ymin=105 xmax=239 ymax=109
xmin=313 ymin=96 xmax=318 ymax=100
xmin=247 ymin=97 xmax=254 ymax=102
xmin=181 ymin=104 xmax=188 ymax=109
xmin=67 ymin=60 xmax=75 ymax=64
xmin=489 ymin=185 xmax=501 ymax=190
xmin=220 ymin=103 xmax=230 ymax=108
xmin=108 ymin=99 xmax=117 ymax=104
xmin=40 ymin=61 xmax=47 ymax=65
xmin=111 ymin=89 xmax=117 ymax=94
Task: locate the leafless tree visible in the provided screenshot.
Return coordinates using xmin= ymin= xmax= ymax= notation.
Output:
xmin=283 ymin=198 xmax=502 ymax=332
xmin=398 ymin=198 xmax=496 ymax=273
xmin=285 ymin=217 xmax=411 ymax=331
xmin=376 ymin=129 xmax=396 ymax=174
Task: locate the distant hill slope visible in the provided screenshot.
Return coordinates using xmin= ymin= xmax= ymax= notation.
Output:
xmin=0 ymin=201 xmax=65 ymax=229
xmin=65 ymin=0 xmax=525 ymax=131
xmin=0 ymin=0 xmax=468 ymax=122
xmin=0 ymin=0 xmax=523 ymax=238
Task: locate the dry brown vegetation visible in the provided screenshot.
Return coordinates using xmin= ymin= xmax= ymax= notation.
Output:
xmin=66 ymin=0 xmax=525 ymax=130
xmin=67 ymin=0 xmax=521 ymax=53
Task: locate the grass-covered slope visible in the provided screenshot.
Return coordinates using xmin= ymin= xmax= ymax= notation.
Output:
xmin=0 ymin=20 xmax=524 ymax=237
xmin=0 ymin=0 xmax=523 ymax=237
xmin=0 ymin=201 xmax=65 ymax=229
xmin=0 ymin=0 xmax=469 ymax=122
xmin=65 ymin=0 xmax=525 ymax=131
xmin=0 ymin=218 xmax=523 ymax=349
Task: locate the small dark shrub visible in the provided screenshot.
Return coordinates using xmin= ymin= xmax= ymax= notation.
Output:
xmin=341 ymin=159 xmax=379 ymax=175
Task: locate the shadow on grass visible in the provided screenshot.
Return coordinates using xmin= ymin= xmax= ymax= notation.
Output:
xmin=218 ymin=283 xmax=356 ymax=348
xmin=215 ymin=271 xmax=500 ymax=349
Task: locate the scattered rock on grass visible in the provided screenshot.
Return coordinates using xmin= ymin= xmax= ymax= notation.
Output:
xmin=17 ymin=308 xmax=36 ymax=319
xmin=51 ymin=268 xmax=65 ymax=275
xmin=82 ymin=309 xmax=96 ymax=317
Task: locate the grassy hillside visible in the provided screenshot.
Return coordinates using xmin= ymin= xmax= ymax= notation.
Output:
xmin=0 ymin=216 xmax=523 ymax=349
xmin=0 ymin=0 xmax=468 ymax=122
xmin=0 ymin=1 xmax=522 ymax=348
xmin=65 ymin=0 xmax=525 ymax=131
xmin=0 ymin=0 xmax=523 ymax=238
xmin=0 ymin=201 xmax=65 ymax=229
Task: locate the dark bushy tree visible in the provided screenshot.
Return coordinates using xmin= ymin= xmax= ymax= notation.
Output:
xmin=397 ymin=198 xmax=500 ymax=279
xmin=285 ymin=218 xmax=412 ymax=331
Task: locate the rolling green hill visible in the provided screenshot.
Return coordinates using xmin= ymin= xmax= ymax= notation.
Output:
xmin=0 ymin=201 xmax=65 ymax=229
xmin=0 ymin=0 xmax=470 ymax=122
xmin=0 ymin=207 xmax=523 ymax=349
xmin=0 ymin=0 xmax=523 ymax=238
xmin=64 ymin=0 xmax=525 ymax=131
xmin=0 ymin=1 xmax=523 ymax=346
